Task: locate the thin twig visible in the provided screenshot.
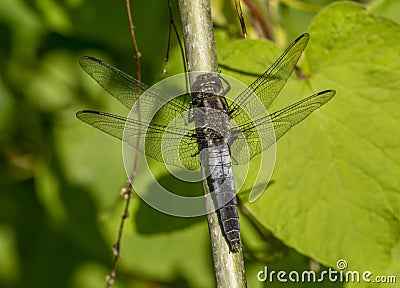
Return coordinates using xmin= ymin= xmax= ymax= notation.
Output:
xmin=242 ymin=0 xmax=273 ymax=40
xmin=178 ymin=0 xmax=247 ymax=286
xmin=126 ymin=0 xmax=142 ymax=84
xmin=105 ymin=186 xmax=132 ymax=287
xmin=163 ymin=0 xmax=188 ymax=77
xmin=163 ymin=0 xmax=173 ymax=75
xmin=234 ymin=0 xmax=248 ymax=39
xmin=105 ymin=1 xmax=142 ymax=287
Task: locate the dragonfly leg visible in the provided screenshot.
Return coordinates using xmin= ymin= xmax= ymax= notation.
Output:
xmin=218 ymin=74 xmax=231 ymax=97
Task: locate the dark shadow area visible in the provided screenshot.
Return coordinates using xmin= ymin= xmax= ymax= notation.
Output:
xmin=135 ymin=172 xmax=205 ymax=234
xmin=0 ymin=123 xmax=110 ymax=288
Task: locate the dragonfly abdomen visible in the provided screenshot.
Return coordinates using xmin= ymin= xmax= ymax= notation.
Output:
xmin=218 ymin=198 xmax=240 ymax=251
xmin=202 ymin=145 xmax=241 ymax=251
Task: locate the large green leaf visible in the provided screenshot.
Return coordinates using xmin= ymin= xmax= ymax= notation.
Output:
xmin=368 ymin=0 xmax=400 ymax=23
xmin=220 ymin=1 xmax=400 ymax=284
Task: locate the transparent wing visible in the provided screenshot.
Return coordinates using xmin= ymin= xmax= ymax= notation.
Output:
xmin=79 ymin=56 xmax=191 ymax=124
xmin=230 ymin=89 xmax=335 ymax=164
xmin=76 ymin=110 xmax=200 ymax=170
xmin=229 ymin=33 xmax=310 ymax=128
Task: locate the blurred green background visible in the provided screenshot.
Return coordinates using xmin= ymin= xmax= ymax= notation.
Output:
xmin=1 ymin=0 xmax=399 ymax=288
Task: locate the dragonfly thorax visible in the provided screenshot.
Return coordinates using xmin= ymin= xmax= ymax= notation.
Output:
xmin=190 ymin=74 xmax=232 ymax=148
xmin=193 ymin=106 xmax=232 ymax=149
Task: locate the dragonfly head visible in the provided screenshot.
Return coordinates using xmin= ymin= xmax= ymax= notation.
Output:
xmin=192 ymin=73 xmax=223 ymax=94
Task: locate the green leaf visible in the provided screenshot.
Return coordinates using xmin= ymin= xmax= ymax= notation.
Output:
xmin=221 ymin=1 xmax=400 ymax=282
xmin=368 ymin=0 xmax=400 ymax=24
xmin=117 ymin=199 xmax=214 ymax=288
xmin=58 ymin=107 xmax=213 ymax=288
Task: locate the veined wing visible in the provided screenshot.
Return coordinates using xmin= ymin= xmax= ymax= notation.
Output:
xmin=228 ymin=33 xmax=309 ymax=128
xmin=230 ymin=89 xmax=335 ymax=164
xmin=76 ymin=110 xmax=200 ymax=170
xmin=79 ymin=56 xmax=192 ymax=124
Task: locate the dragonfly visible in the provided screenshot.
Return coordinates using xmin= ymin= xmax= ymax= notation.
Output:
xmin=76 ymin=33 xmax=335 ymax=251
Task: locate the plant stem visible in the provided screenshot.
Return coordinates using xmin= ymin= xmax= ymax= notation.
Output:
xmin=178 ymin=1 xmax=247 ymax=287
